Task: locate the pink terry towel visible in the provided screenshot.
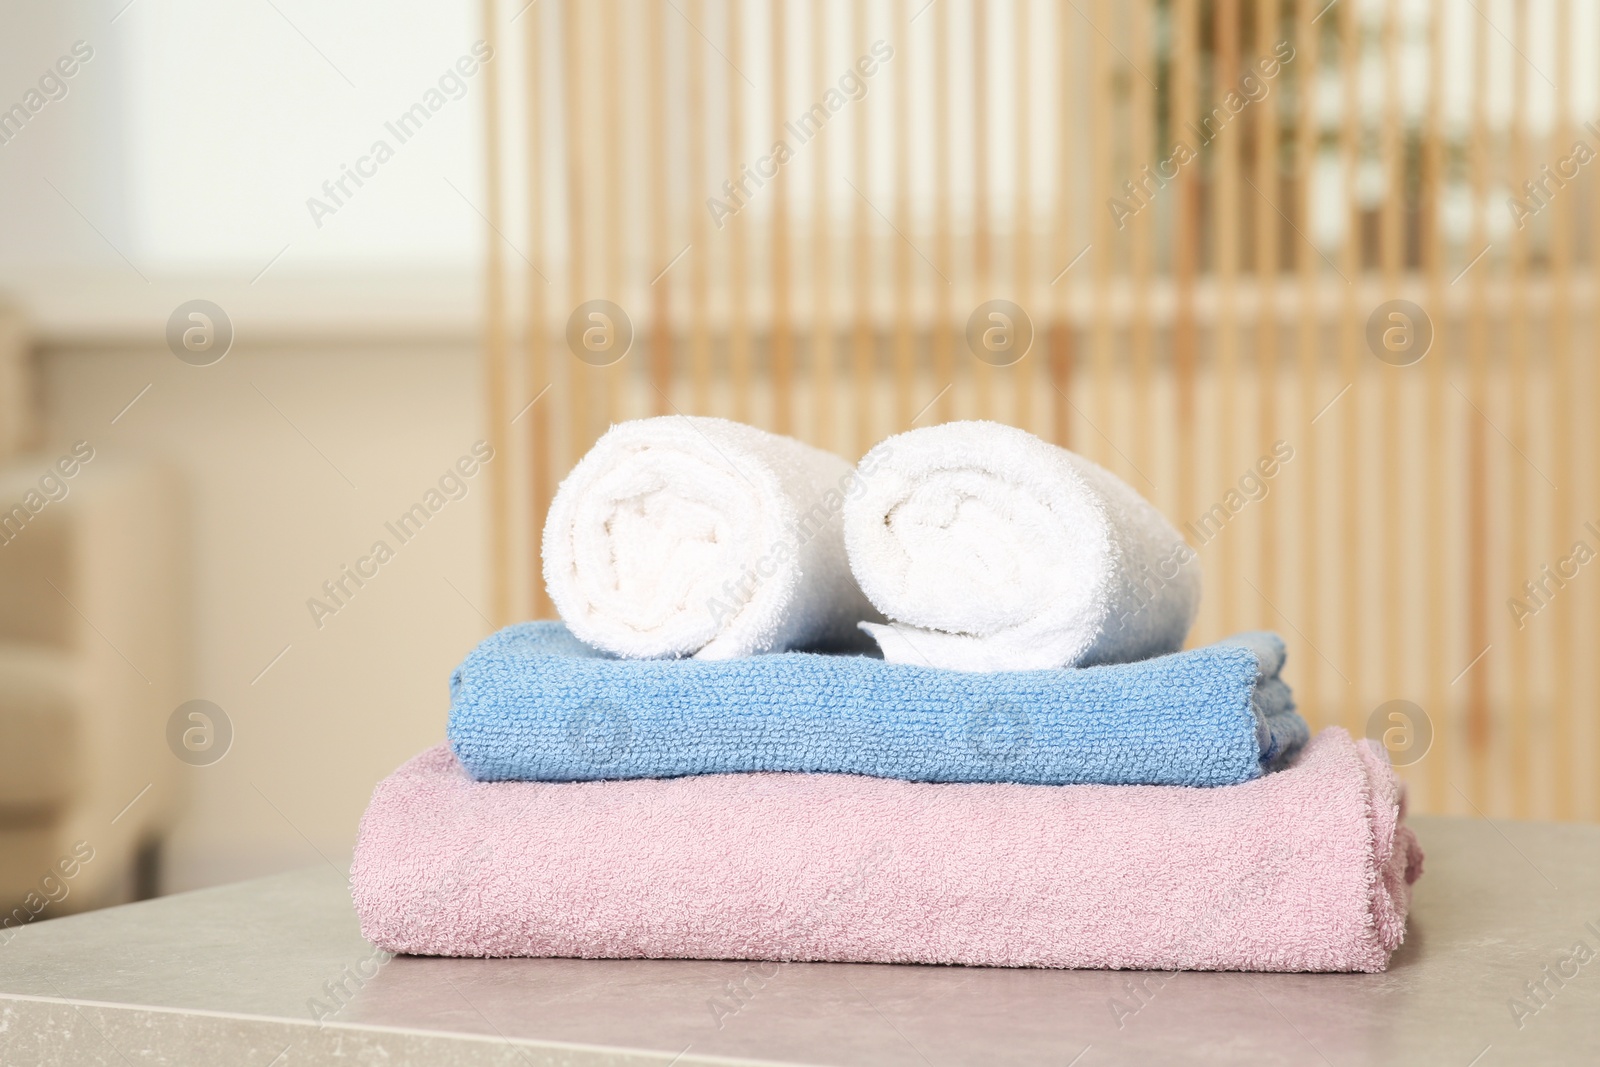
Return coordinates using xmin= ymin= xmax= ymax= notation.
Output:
xmin=351 ymin=728 xmax=1423 ymax=972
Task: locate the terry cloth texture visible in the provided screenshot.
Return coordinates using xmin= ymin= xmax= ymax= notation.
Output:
xmin=542 ymin=416 xmax=880 ymax=660
xmin=447 ymin=621 xmax=1308 ymax=787
xmin=353 ymin=729 xmax=1423 ymax=971
xmin=844 ymin=420 xmax=1202 ymax=671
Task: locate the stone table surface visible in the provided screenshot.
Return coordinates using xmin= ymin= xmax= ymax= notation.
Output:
xmin=1 ymin=815 xmax=1598 ymax=1066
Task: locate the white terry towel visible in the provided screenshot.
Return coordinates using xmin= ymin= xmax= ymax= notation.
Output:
xmin=543 ymin=416 xmax=880 ymax=659
xmin=843 ymin=421 xmax=1201 ymax=671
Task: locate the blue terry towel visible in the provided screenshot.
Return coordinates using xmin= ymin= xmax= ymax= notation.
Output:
xmin=448 ymin=622 xmax=1308 ymax=787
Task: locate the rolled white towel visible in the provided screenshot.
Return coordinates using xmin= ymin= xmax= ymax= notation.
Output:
xmin=543 ymin=416 xmax=880 ymax=659
xmin=844 ymin=421 xmax=1200 ymax=671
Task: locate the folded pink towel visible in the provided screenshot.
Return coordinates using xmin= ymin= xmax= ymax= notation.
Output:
xmin=352 ymin=728 xmax=1422 ymax=972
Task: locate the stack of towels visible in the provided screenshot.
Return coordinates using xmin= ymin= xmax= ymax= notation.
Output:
xmin=352 ymin=418 xmax=1423 ymax=973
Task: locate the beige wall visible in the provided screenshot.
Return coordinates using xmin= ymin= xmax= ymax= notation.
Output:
xmin=39 ymin=328 xmax=491 ymax=892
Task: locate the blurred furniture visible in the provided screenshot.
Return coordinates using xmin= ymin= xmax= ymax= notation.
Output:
xmin=480 ymin=0 xmax=1600 ymax=823
xmin=0 ymin=300 xmax=28 ymax=458
xmin=0 ymin=306 xmax=184 ymax=923
xmin=1 ymin=815 xmax=1595 ymax=1064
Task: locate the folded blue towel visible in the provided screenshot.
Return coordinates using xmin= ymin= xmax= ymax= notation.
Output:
xmin=448 ymin=622 xmax=1307 ymax=787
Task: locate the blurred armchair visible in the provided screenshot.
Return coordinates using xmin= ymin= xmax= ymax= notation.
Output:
xmin=0 ymin=302 xmax=184 ymax=924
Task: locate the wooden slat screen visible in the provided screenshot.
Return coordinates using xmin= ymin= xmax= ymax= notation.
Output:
xmin=485 ymin=0 xmax=1600 ymax=822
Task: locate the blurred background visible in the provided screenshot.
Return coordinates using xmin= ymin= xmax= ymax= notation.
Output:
xmin=2 ymin=0 xmax=1596 ymax=922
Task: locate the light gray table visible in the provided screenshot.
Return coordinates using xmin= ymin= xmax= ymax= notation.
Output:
xmin=1 ymin=815 xmax=1597 ymax=1066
